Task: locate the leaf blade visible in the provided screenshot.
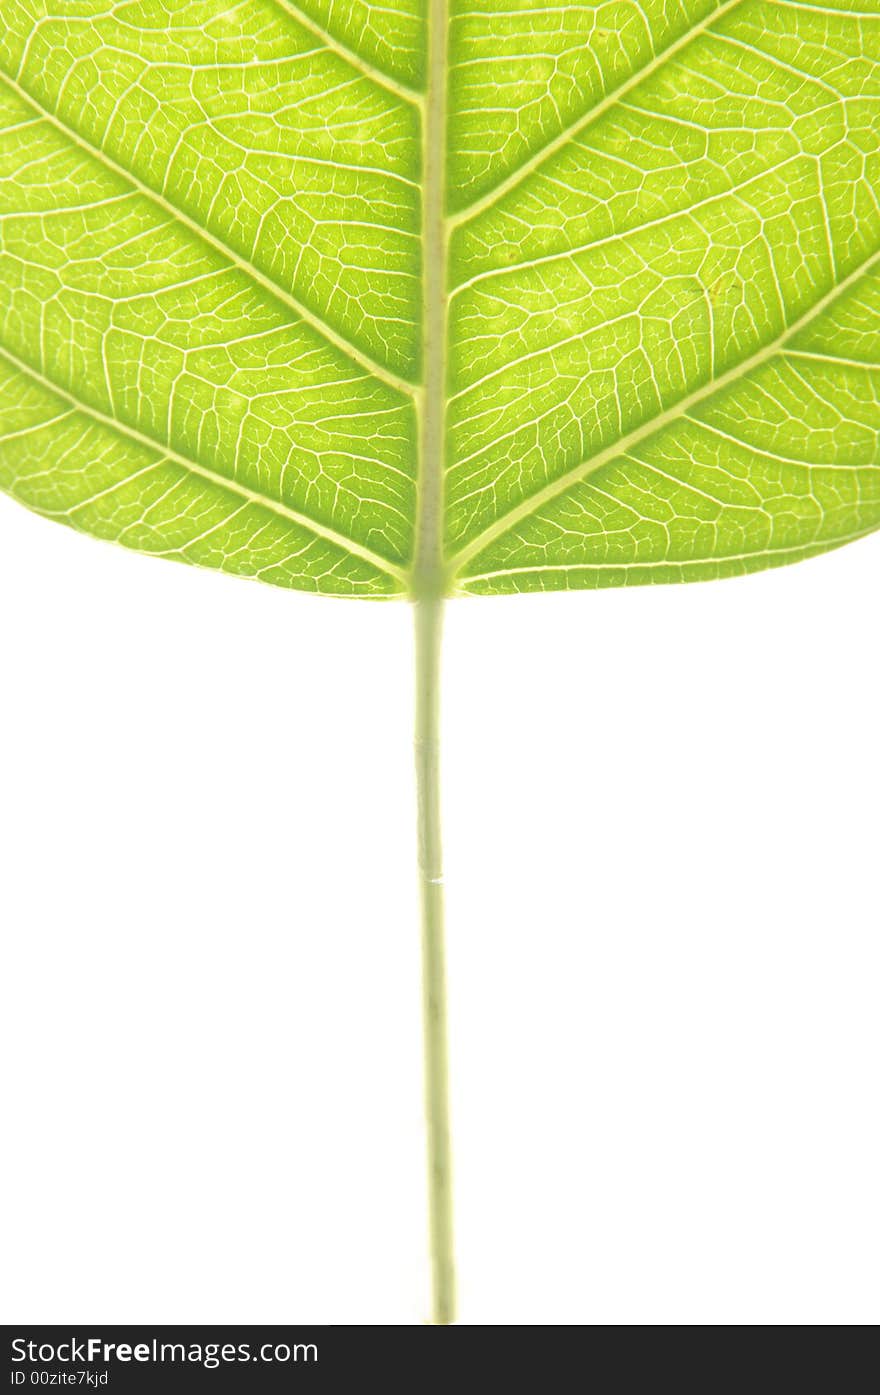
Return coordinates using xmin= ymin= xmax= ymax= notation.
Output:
xmin=446 ymin=0 xmax=880 ymax=590
xmin=452 ymin=250 xmax=880 ymax=588
xmin=1 ymin=0 xmax=878 ymax=597
xmin=0 ymin=62 xmax=416 ymax=590
xmin=0 ymin=345 xmax=408 ymax=593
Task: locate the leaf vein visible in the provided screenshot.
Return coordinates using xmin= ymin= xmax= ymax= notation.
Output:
xmin=0 ymin=69 xmax=415 ymax=398
xmin=0 ymin=344 xmax=408 ymax=587
xmin=448 ymin=0 xmax=746 ymax=228
xmin=459 ymin=526 xmax=879 ymax=586
xmin=269 ymin=0 xmax=423 ymax=103
xmin=450 ymin=243 xmax=880 ymax=578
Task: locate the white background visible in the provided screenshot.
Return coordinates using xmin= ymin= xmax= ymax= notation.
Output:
xmin=1 ymin=495 xmax=877 ymax=1326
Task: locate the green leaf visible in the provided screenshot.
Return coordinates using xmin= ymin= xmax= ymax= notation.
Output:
xmin=0 ymin=1 xmax=878 ymax=598
xmin=3 ymin=3 xmax=879 ymax=1328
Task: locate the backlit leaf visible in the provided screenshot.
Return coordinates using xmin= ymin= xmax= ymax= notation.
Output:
xmin=0 ymin=1 xmax=878 ymax=594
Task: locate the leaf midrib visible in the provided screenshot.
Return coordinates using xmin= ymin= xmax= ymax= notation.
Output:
xmin=412 ymin=0 xmax=449 ymax=600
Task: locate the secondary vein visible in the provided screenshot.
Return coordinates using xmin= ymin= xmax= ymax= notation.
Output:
xmin=0 ymin=69 xmax=415 ymax=399
xmin=0 ymin=344 xmax=408 ymax=587
xmin=448 ymin=0 xmax=745 ymax=230
xmin=448 ymin=242 xmax=880 ymax=580
xmin=271 ymin=0 xmax=424 ymax=105
xmin=462 ymin=525 xmax=880 ymax=583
